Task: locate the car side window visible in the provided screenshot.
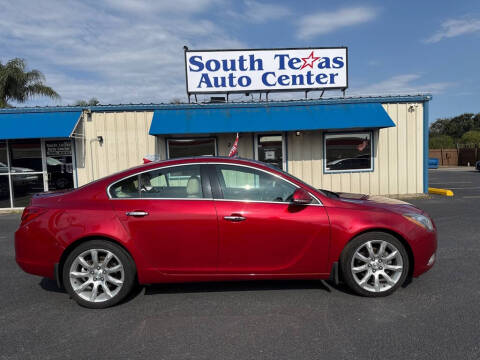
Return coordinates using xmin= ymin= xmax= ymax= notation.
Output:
xmin=110 ymin=176 xmax=140 ymax=198
xmin=139 ymin=165 xmax=204 ymax=199
xmin=215 ymin=165 xmax=297 ymax=203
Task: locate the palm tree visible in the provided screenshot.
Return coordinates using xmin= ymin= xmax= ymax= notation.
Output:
xmin=0 ymin=58 xmax=60 ymax=108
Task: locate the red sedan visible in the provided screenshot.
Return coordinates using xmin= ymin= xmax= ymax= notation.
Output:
xmin=15 ymin=157 xmax=437 ymax=308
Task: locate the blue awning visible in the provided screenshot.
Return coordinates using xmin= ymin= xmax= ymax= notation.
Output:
xmin=149 ymin=103 xmax=395 ymax=135
xmin=0 ymin=111 xmax=82 ymax=140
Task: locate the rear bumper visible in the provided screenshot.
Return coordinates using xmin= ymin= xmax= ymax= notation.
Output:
xmin=16 ymin=257 xmax=55 ymax=279
xmin=15 ymin=222 xmax=62 ymax=279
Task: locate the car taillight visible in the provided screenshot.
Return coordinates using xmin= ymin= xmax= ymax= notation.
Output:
xmin=20 ymin=207 xmax=47 ymax=225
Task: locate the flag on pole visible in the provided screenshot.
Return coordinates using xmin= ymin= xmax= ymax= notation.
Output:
xmin=228 ymin=133 xmax=239 ymax=157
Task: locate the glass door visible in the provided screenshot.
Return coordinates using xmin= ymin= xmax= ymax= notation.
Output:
xmin=255 ymin=134 xmax=286 ymax=170
xmin=45 ymin=140 xmax=74 ymax=190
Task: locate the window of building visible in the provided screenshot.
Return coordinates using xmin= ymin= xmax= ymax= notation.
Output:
xmin=215 ymin=164 xmax=297 ymax=203
xmin=167 ymin=138 xmax=216 ymax=159
xmin=324 ymin=132 xmax=373 ymax=173
xmin=255 ymin=134 xmax=286 ymax=171
xmin=8 ymin=140 xmax=45 ymax=207
xmin=0 ymin=139 xmax=75 ymax=209
xmin=109 ymin=165 xmax=205 ymax=199
xmin=0 ymin=141 xmax=9 ymax=208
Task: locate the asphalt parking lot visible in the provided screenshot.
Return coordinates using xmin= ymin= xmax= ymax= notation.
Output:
xmin=1 ymin=168 xmax=479 ymax=360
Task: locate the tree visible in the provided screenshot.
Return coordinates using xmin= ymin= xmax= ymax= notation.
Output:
xmin=169 ymin=98 xmax=182 ymax=104
xmin=0 ymin=58 xmax=59 ymax=107
xmin=429 ymin=135 xmax=455 ymax=149
xmin=73 ymin=98 xmax=100 ymax=106
xmin=461 ymin=130 xmax=480 ymax=146
xmin=430 ymin=113 xmax=480 ymax=140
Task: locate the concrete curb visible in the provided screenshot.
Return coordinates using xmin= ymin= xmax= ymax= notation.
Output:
xmin=428 ymin=187 xmax=454 ymax=197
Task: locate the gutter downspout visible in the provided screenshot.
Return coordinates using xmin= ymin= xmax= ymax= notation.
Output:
xmin=423 ymin=99 xmax=430 ymax=193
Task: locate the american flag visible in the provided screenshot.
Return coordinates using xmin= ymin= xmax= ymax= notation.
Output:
xmin=228 ymin=133 xmax=239 ymax=157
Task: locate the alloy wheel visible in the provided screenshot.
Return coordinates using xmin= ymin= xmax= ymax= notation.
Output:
xmin=350 ymin=240 xmax=404 ymax=293
xmin=69 ymin=249 xmax=125 ymax=303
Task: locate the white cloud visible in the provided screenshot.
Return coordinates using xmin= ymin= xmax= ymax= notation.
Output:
xmin=425 ymin=17 xmax=480 ymax=43
xmin=102 ymin=0 xmax=220 ymax=15
xmin=243 ymin=0 xmax=290 ymax=23
xmin=0 ymin=0 xmax=246 ymax=106
xmin=297 ymin=6 xmax=378 ymax=39
xmin=350 ymin=74 xmax=452 ymax=95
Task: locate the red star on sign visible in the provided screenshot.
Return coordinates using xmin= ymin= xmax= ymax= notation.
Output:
xmin=300 ymin=51 xmax=320 ymax=70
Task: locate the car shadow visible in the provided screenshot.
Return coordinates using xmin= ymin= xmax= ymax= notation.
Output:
xmin=325 ymin=276 xmax=413 ymax=297
xmin=39 ymin=278 xmax=66 ymax=293
xmin=39 ymin=276 xmax=411 ymax=303
xmin=143 ymin=279 xmax=332 ymax=296
xmin=324 ymin=280 xmax=358 ymax=296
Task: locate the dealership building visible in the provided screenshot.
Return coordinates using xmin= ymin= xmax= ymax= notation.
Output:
xmin=0 ymin=94 xmax=431 ymax=209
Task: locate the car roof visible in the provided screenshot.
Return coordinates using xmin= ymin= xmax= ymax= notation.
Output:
xmin=99 ymin=156 xmax=277 ymax=184
xmin=142 ymin=156 xmax=278 ymax=169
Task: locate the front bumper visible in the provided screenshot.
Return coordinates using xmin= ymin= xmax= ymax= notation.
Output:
xmin=411 ymin=228 xmax=437 ymax=277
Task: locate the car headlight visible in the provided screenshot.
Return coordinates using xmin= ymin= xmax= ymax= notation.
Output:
xmin=403 ymin=213 xmax=434 ymax=231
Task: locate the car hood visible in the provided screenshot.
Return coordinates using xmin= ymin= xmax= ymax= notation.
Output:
xmin=334 ymin=192 xmax=424 ymax=215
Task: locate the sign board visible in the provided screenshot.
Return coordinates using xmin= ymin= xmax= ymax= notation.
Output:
xmin=184 ymin=47 xmax=348 ymax=94
xmin=46 ymin=141 xmax=72 ymax=157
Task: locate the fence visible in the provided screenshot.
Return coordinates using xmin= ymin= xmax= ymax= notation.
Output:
xmin=429 ymin=147 xmax=479 ymax=166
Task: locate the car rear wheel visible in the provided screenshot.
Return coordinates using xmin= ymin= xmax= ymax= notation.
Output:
xmin=62 ymin=240 xmax=136 ymax=308
xmin=340 ymin=232 xmax=409 ymax=297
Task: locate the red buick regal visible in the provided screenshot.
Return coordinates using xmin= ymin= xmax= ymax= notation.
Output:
xmin=15 ymin=157 xmax=437 ymax=308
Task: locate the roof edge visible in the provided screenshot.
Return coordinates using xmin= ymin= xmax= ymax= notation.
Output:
xmin=0 ymin=94 xmax=432 ymax=114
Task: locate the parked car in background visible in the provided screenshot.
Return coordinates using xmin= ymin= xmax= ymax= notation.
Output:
xmin=13 ymin=157 xmax=73 ymax=189
xmin=326 ymin=157 xmax=371 ymax=171
xmin=0 ymin=161 xmax=40 ymax=197
xmin=15 ymin=157 xmax=437 ymax=308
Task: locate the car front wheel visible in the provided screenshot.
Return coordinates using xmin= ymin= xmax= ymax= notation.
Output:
xmin=62 ymin=240 xmax=136 ymax=308
xmin=340 ymin=232 xmax=409 ymax=297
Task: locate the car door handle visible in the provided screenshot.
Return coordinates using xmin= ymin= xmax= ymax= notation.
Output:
xmin=126 ymin=211 xmax=149 ymax=217
xmin=224 ymin=215 xmax=246 ymax=222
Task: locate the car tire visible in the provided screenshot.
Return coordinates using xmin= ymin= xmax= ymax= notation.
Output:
xmin=62 ymin=240 xmax=136 ymax=309
xmin=340 ymin=232 xmax=409 ymax=297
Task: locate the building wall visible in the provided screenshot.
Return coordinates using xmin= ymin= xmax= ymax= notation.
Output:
xmin=77 ymin=102 xmax=424 ymax=195
xmin=287 ymin=102 xmax=424 ymax=195
xmin=75 ymin=111 xmax=157 ymax=186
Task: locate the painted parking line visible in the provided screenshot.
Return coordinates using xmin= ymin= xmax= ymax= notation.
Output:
xmin=463 ymin=195 xmax=480 ymax=199
xmin=429 ymin=181 xmax=472 ymax=185
xmin=447 ymin=187 xmax=480 ymax=190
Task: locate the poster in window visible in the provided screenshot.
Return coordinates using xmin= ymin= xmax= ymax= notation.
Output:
xmin=46 ymin=141 xmax=72 ymax=157
xmin=264 ymin=150 xmax=276 ymax=160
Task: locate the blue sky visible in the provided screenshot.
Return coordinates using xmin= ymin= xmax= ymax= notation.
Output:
xmin=1 ymin=0 xmax=479 ymax=122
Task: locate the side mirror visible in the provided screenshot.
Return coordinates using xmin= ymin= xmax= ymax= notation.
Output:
xmin=292 ymin=188 xmax=313 ymax=205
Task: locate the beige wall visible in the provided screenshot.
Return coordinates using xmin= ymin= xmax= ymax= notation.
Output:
xmin=76 ymin=102 xmax=424 ymax=195
xmin=75 ymin=111 xmax=157 ymax=186
xmin=287 ymin=102 xmax=424 ymax=195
